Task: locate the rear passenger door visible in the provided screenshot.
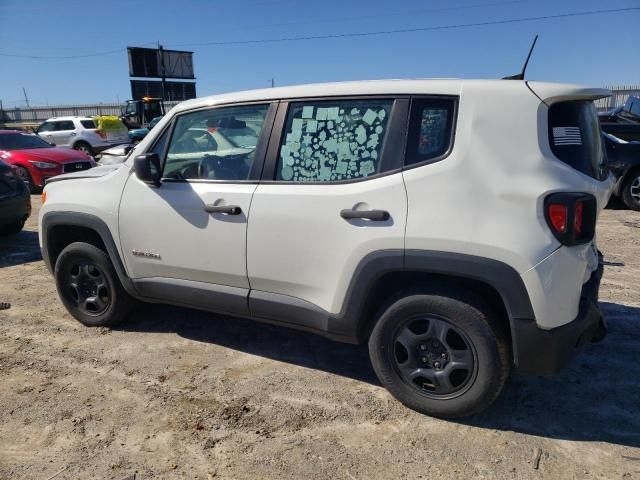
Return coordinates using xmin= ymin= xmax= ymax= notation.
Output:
xmin=247 ymin=97 xmax=409 ymax=319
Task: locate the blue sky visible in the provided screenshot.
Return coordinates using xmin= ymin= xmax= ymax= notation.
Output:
xmin=0 ymin=0 xmax=638 ymax=107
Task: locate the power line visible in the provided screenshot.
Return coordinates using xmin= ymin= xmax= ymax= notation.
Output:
xmin=175 ymin=0 xmax=537 ymax=34
xmin=0 ymin=7 xmax=637 ymax=59
xmin=0 ymin=41 xmax=158 ymax=60
xmin=171 ymin=7 xmax=640 ymax=48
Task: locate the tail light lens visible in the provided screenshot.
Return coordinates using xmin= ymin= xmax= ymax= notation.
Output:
xmin=96 ymin=129 xmax=107 ymax=140
xmin=544 ymin=193 xmax=596 ymax=246
xmin=547 ymin=204 xmax=568 ymax=233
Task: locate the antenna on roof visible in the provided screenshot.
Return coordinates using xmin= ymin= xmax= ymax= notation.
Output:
xmin=502 ymin=35 xmax=538 ymax=80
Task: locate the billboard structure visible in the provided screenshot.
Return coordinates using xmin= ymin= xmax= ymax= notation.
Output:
xmin=127 ymin=46 xmax=196 ymax=101
xmin=130 ymin=80 xmax=196 ymax=102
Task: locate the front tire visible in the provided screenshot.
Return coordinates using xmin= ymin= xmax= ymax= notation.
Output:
xmin=621 ymin=171 xmax=640 ymax=211
xmin=368 ymin=287 xmax=509 ymax=418
xmin=54 ymin=242 xmax=134 ymax=327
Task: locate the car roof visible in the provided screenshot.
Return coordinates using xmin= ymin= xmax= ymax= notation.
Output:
xmin=43 ymin=116 xmax=92 ymax=121
xmin=173 ymin=78 xmax=610 ymax=112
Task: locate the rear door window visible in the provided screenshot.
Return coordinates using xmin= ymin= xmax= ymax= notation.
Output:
xmin=548 ymin=100 xmax=607 ymax=180
xmin=405 ymin=98 xmax=456 ymax=166
xmin=275 ymin=99 xmax=394 ymax=182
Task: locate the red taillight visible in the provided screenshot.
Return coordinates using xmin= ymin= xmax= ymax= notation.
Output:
xmin=96 ymin=129 xmax=107 ymax=140
xmin=574 ymin=200 xmax=583 ymax=234
xmin=544 ymin=193 xmax=596 ymax=246
xmin=547 ymin=204 xmax=568 ymax=233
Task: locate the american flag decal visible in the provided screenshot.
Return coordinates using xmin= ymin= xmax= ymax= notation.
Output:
xmin=553 ymin=126 xmax=582 ymax=146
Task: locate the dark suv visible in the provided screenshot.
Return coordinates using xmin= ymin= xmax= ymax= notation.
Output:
xmin=0 ymin=159 xmax=31 ymax=235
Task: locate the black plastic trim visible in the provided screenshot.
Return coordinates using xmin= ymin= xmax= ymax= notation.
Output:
xmin=511 ymin=258 xmax=605 ymax=375
xmin=40 ymin=212 xmax=138 ymax=297
xmin=404 ymin=249 xmax=535 ymax=320
xmin=134 ymin=277 xmax=250 ymax=317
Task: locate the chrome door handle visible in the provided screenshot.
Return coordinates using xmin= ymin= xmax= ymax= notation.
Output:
xmin=340 ymin=209 xmax=390 ymax=221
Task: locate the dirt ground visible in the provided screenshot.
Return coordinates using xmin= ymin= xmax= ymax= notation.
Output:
xmin=1 ymin=197 xmax=639 ymax=480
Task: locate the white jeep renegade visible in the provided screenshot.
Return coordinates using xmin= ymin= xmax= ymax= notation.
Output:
xmin=39 ymin=79 xmax=614 ymax=418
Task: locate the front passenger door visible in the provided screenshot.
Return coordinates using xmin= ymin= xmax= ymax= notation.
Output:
xmin=119 ymin=102 xmax=276 ymax=314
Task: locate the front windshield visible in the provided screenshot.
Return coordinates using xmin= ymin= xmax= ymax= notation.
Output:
xmin=0 ymin=133 xmax=51 ymax=150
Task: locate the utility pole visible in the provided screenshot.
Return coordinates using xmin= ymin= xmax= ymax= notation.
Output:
xmin=22 ymin=88 xmax=30 ymax=107
xmin=270 ymin=78 xmax=275 ymax=88
xmin=159 ymin=41 xmax=167 ymax=101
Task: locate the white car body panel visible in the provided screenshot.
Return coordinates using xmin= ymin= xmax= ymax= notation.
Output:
xmin=118 ymin=175 xmax=256 ymax=288
xmin=247 ymin=173 xmax=407 ymax=314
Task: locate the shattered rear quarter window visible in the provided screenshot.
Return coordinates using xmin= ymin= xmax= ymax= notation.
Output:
xmin=277 ymin=99 xmax=393 ymax=182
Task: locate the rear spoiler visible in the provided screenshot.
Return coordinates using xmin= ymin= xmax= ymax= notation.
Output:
xmin=526 ymin=81 xmax=611 ymax=106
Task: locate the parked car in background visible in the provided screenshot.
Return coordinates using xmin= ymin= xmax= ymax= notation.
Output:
xmin=603 ymin=132 xmax=640 ymax=210
xmin=599 ymin=95 xmax=640 ymax=142
xmin=128 ymin=116 xmax=163 ymax=144
xmin=36 ymin=116 xmax=129 ymax=156
xmin=0 ymin=130 xmax=96 ymax=192
xmin=0 ymin=158 xmax=31 ymax=235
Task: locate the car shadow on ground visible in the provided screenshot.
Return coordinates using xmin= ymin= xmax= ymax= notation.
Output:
xmin=463 ymin=302 xmax=640 ymax=448
xmin=119 ymin=303 xmax=379 ymax=385
xmin=0 ymin=230 xmax=42 ymax=267
xmin=117 ymin=300 xmax=640 ymax=448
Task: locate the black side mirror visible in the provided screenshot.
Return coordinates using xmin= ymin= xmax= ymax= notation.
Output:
xmin=134 ymin=153 xmax=162 ymax=187
xmin=49 ymin=142 xmax=56 ymax=147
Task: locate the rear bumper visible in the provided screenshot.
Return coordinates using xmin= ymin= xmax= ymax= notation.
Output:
xmin=512 ymin=255 xmax=606 ymax=375
xmin=0 ymin=191 xmax=31 ymax=225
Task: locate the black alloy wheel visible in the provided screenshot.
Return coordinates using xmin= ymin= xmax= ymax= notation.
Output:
xmin=391 ymin=315 xmax=477 ymax=398
xmin=64 ymin=261 xmax=111 ymax=316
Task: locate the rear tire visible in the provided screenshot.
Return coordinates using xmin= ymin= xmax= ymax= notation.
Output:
xmin=54 ymin=242 xmax=134 ymax=327
xmin=368 ymin=286 xmax=509 ymax=418
xmin=73 ymin=141 xmax=93 ymax=156
xmin=621 ymin=171 xmax=640 ymax=211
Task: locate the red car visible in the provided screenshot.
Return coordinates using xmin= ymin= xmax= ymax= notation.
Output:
xmin=0 ymin=130 xmax=96 ymax=192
